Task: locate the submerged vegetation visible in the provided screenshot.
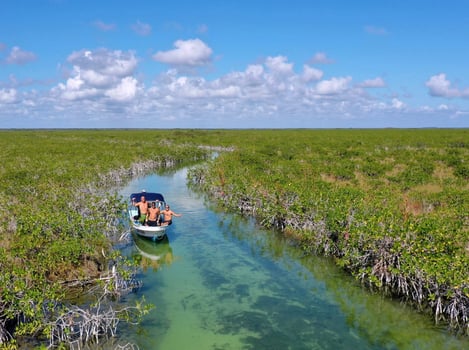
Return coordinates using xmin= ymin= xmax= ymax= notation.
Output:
xmin=186 ymin=129 xmax=469 ymax=335
xmin=0 ymin=128 xmax=467 ymax=347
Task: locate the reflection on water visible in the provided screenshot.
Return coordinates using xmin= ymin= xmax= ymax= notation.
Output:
xmin=113 ymin=168 xmax=468 ymax=350
xmin=132 ymin=234 xmax=175 ymax=271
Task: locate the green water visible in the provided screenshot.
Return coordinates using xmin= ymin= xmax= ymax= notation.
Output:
xmin=113 ymin=168 xmax=468 ymax=350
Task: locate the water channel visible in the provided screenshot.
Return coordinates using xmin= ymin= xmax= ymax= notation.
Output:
xmin=114 ymin=166 xmax=468 ymax=350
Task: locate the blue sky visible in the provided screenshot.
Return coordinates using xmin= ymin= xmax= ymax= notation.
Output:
xmin=1 ymin=0 xmax=468 ymax=128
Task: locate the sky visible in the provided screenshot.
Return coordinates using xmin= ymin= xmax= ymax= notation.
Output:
xmin=1 ymin=0 xmax=468 ymax=129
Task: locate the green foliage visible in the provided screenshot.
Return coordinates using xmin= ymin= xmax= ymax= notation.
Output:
xmin=186 ymin=128 xmax=469 ymax=333
xmin=0 ymin=129 xmax=209 ymax=346
xmin=1 ymin=128 xmax=468 ymax=341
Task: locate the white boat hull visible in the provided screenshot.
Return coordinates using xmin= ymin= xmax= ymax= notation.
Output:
xmin=129 ymin=208 xmax=168 ymax=241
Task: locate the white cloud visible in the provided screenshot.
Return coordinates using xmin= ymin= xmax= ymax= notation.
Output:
xmin=245 ymin=64 xmax=264 ymax=82
xmin=391 ymin=98 xmax=405 ymax=109
xmin=80 ymin=69 xmax=115 ymax=87
xmin=105 ymin=76 xmax=138 ymax=102
xmin=55 ymin=73 xmax=99 ymax=101
xmin=167 ymin=76 xmax=205 ymax=98
xmin=157 ymin=74 xmax=241 ymax=100
xmin=3 ymin=46 xmax=465 ymax=128
xmin=6 ymin=46 xmax=37 ymax=65
xmin=52 ymin=49 xmax=139 ymax=102
xmin=132 ymin=21 xmax=152 ymax=36
xmin=65 ymin=74 xmax=84 ymax=90
xmin=136 ymin=54 xmax=423 ymax=125
xmin=316 ymin=76 xmax=352 ymax=95
xmin=426 ymin=73 xmax=469 ymax=98
xmin=302 ymin=65 xmax=323 ymax=82
xmin=438 ymin=104 xmax=449 ymax=110
xmin=67 ymin=49 xmax=138 ymax=77
xmin=209 ymin=85 xmax=240 ymax=98
xmin=358 ymin=77 xmax=385 ymax=88
xmin=265 ymin=56 xmax=294 ymax=75
xmin=221 ymin=64 xmax=265 ymax=88
xmin=0 ymin=88 xmax=17 ymax=103
xmin=152 ymin=38 xmax=213 ymax=67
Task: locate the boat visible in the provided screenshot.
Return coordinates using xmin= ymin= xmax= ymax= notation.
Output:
xmin=128 ymin=190 xmax=168 ymax=241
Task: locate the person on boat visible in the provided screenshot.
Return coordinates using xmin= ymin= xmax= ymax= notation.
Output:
xmin=160 ymin=204 xmax=182 ymax=226
xmin=132 ymin=195 xmax=149 ymax=224
xmin=146 ymin=201 xmax=161 ymax=226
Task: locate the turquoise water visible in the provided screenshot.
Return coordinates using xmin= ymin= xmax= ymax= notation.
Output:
xmin=113 ymin=167 xmax=468 ymax=350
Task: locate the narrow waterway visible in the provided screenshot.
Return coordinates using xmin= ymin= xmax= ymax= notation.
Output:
xmin=115 ymin=167 xmax=468 ymax=350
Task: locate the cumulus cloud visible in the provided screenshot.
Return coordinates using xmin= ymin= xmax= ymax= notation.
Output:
xmin=426 ymin=73 xmax=469 ymax=98
xmin=105 ymin=76 xmax=139 ymax=101
xmin=6 ymin=46 xmax=37 ymax=65
xmin=67 ymin=49 xmax=138 ymax=77
xmin=152 ymin=73 xmax=240 ymax=100
xmin=59 ymin=81 xmax=99 ymax=101
xmin=309 ymin=52 xmax=334 ymax=64
xmin=145 ymin=56 xmax=368 ymax=122
xmin=0 ymin=88 xmax=17 ymax=103
xmin=265 ymin=56 xmax=294 ymax=75
xmin=6 ymin=46 xmax=456 ymax=127
xmin=358 ymin=77 xmax=385 ymax=88
xmin=244 ymin=64 xmax=264 ymax=82
xmin=316 ymin=76 xmax=352 ymax=94
xmin=302 ymin=65 xmax=323 ymax=82
xmin=132 ymin=21 xmax=152 ymax=36
xmin=43 ymin=52 xmax=403 ymax=124
xmin=152 ymin=39 xmax=213 ymax=67
xmin=52 ymin=49 xmax=139 ymax=101
xmin=80 ymin=69 xmax=115 ymax=87
xmin=225 ymin=64 xmax=265 ymax=85
xmin=391 ymin=98 xmax=405 ymax=109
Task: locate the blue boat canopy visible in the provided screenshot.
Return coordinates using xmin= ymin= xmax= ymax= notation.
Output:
xmin=130 ymin=191 xmax=165 ymax=202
